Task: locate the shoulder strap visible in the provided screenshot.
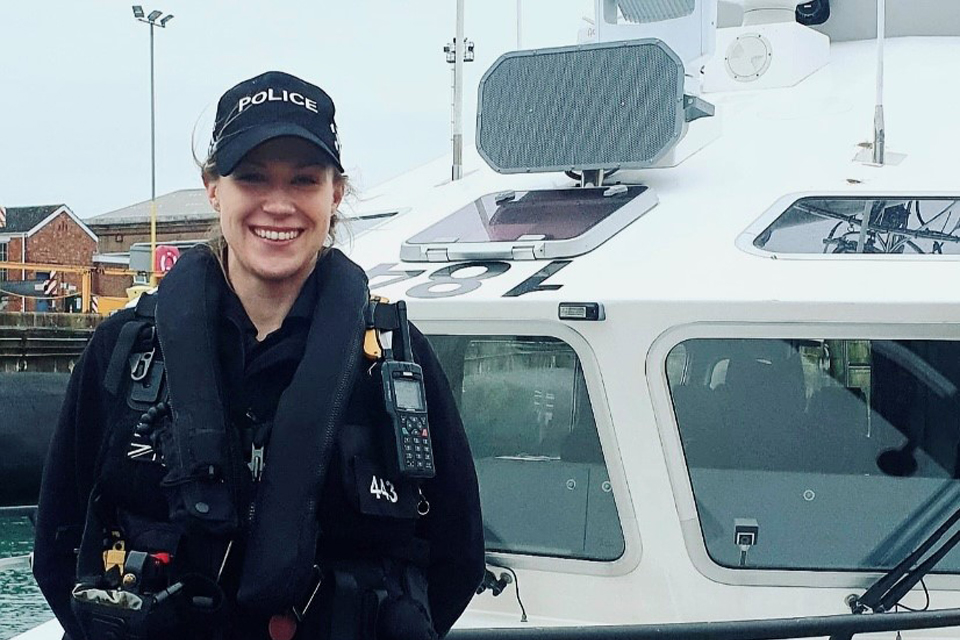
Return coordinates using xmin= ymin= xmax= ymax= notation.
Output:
xmin=103 ymin=294 xmax=159 ymax=396
xmin=364 ymin=298 xmax=413 ymax=363
xmin=134 ymin=290 xmax=159 ymax=320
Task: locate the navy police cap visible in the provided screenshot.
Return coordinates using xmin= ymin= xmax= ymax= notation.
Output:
xmin=212 ymin=71 xmax=343 ymax=175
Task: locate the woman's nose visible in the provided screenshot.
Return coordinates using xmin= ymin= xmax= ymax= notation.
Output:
xmin=262 ymin=189 xmax=297 ymax=215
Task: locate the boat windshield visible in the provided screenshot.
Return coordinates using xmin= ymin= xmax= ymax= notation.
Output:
xmin=666 ymin=337 xmax=960 ymax=572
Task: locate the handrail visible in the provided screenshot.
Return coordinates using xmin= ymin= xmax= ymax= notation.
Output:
xmin=0 ymin=261 xmax=136 ymax=277
xmin=0 ymin=506 xmax=36 ymax=573
xmin=449 ymin=608 xmax=960 ymax=640
xmin=0 ymin=261 xmax=134 ymax=312
xmin=0 ymin=505 xmax=37 ymax=518
xmin=2 ymin=500 xmax=958 ymax=638
xmin=0 ymin=554 xmax=30 ymax=572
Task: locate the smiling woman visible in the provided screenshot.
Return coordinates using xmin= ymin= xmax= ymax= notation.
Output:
xmin=204 ymin=137 xmax=345 ymax=337
xmin=31 ymin=70 xmax=484 ymax=640
xmin=199 ymin=71 xmax=350 ymax=337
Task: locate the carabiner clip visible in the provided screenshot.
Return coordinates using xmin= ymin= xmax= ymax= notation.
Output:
xmin=130 ymin=348 xmax=156 ymax=382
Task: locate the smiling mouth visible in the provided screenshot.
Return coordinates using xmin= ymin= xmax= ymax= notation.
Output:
xmin=252 ymin=227 xmax=302 ymax=242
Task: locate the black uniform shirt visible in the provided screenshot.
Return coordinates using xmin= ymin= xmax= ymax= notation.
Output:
xmin=218 ymin=268 xmax=318 ymax=454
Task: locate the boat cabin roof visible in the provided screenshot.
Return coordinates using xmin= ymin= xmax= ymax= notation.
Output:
xmin=346 ymin=36 xmax=960 ymax=325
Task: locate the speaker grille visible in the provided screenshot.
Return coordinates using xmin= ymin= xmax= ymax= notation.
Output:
xmin=618 ymin=0 xmax=696 ymax=23
xmin=477 ymin=40 xmax=685 ymax=174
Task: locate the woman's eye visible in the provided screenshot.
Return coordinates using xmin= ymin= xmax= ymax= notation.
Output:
xmin=235 ymin=172 xmax=264 ymax=183
xmin=293 ymin=175 xmax=321 ymax=186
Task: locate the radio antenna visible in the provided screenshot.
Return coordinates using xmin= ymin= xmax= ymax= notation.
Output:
xmin=856 ymin=0 xmax=902 ymax=166
xmin=517 ymin=0 xmax=523 ymax=49
xmin=873 ymin=0 xmax=886 ymax=164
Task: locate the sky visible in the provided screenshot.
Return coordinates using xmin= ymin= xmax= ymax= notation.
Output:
xmin=0 ymin=0 xmax=593 ymax=219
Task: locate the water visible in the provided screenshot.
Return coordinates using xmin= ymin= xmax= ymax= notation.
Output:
xmin=0 ymin=516 xmax=53 ymax=640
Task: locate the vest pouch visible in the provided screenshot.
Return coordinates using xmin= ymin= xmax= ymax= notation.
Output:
xmin=71 ymin=573 xmax=225 ymax=640
xmin=71 ymin=584 xmax=181 ymax=640
xmin=170 ymin=573 xmax=228 ymax=633
xmin=376 ymin=562 xmax=438 ymax=640
xmin=348 ymin=454 xmax=419 ymax=520
xmin=304 ymin=560 xmax=436 ymax=640
xmin=117 ymin=512 xmax=182 ymax=556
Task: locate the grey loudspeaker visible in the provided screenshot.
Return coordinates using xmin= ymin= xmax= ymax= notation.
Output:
xmin=476 ymin=39 xmax=687 ymax=175
xmin=616 ymin=0 xmax=696 ymax=23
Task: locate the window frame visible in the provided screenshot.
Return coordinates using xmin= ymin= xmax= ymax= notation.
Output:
xmin=421 ymin=318 xmax=641 ymax=577
xmin=647 ymin=321 xmax=960 ymax=589
xmin=737 ymin=191 xmax=960 ymax=261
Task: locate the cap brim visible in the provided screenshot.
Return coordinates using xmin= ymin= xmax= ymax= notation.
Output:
xmin=215 ymin=122 xmax=344 ymax=175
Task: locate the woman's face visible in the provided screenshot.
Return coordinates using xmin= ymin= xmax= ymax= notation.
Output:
xmin=204 ymin=136 xmax=343 ymax=288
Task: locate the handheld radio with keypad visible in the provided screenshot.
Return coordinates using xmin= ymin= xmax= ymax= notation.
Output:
xmin=371 ymin=300 xmax=436 ymax=479
xmin=381 ymin=360 xmax=434 ymax=478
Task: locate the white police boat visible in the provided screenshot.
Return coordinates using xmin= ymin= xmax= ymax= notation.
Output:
xmin=13 ymin=0 xmax=960 ymax=638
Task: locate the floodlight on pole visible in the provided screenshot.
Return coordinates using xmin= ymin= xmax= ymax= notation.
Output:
xmin=445 ymin=0 xmax=475 ymax=182
xmin=132 ymin=7 xmax=173 ymax=286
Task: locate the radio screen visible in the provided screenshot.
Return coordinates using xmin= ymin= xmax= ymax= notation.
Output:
xmin=393 ymin=378 xmax=425 ymax=411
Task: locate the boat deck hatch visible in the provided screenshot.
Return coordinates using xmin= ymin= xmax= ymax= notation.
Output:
xmin=400 ymin=186 xmax=657 ymax=262
xmin=744 ymin=195 xmax=960 ymax=257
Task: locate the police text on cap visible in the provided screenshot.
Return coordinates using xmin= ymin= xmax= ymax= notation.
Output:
xmin=237 ymin=88 xmax=318 ymax=114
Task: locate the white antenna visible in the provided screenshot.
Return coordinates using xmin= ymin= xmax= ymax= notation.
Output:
xmin=517 ymin=0 xmax=523 ymax=49
xmin=873 ymin=0 xmax=886 ymax=164
xmin=453 ymin=0 xmax=465 ymax=181
xmin=855 ymin=0 xmax=903 ymax=166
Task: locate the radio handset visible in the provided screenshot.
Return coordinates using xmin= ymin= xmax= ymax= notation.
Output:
xmin=378 ymin=301 xmax=436 ymax=479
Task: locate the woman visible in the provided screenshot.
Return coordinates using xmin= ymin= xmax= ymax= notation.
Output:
xmin=33 ymin=70 xmax=485 ymax=640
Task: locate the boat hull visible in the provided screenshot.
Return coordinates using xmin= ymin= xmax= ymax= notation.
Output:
xmin=0 ymin=372 xmax=68 ymax=507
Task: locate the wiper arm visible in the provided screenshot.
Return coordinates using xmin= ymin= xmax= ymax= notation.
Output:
xmin=829 ymin=506 xmax=960 ymax=640
xmin=851 ymin=505 xmax=960 ymax=615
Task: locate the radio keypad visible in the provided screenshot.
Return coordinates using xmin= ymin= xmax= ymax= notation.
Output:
xmin=401 ymin=414 xmax=433 ymax=474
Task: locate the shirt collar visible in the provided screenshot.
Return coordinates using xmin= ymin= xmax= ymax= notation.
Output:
xmin=221 ymin=262 xmax=319 ymax=336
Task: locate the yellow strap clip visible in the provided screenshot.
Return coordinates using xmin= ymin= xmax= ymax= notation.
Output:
xmin=103 ymin=539 xmax=127 ymax=574
xmin=364 ymin=295 xmax=389 ymax=361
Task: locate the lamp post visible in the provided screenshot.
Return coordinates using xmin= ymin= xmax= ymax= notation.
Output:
xmin=444 ymin=0 xmax=475 ymax=182
xmin=131 ymin=5 xmax=174 ymax=284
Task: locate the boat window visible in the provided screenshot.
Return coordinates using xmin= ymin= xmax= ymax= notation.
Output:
xmin=400 ymin=186 xmax=657 ymax=262
xmin=753 ymin=196 xmax=960 ymax=256
xmin=429 ymin=334 xmax=624 ymax=561
xmin=666 ymin=338 xmax=960 ymax=572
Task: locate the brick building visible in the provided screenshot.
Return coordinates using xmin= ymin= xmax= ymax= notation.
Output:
xmin=0 ymin=205 xmax=98 ymax=312
xmin=87 ymin=189 xmax=217 ymax=254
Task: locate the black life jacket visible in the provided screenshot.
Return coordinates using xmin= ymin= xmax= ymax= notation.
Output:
xmin=72 ymin=249 xmax=438 ymax=640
